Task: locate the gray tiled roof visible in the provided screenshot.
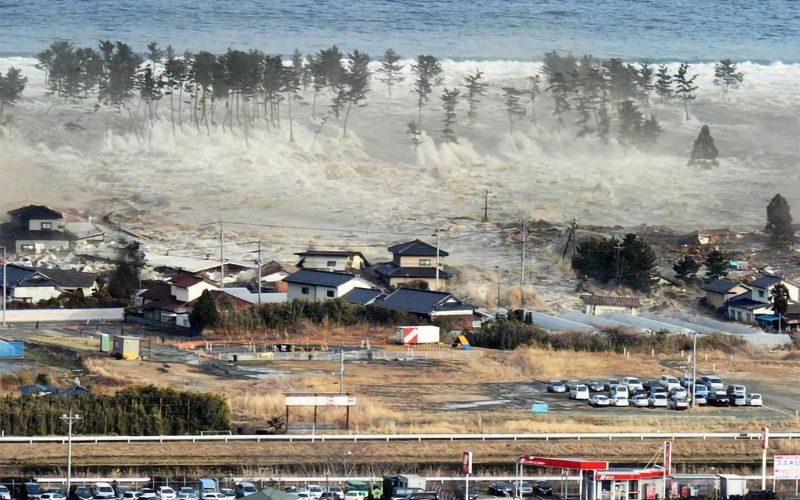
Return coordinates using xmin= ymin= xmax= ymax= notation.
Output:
xmin=750 ymin=275 xmax=782 ymax=289
xmin=701 ymin=279 xmax=742 ymax=294
xmin=283 ymin=269 xmax=356 ymax=287
xmin=376 ymin=287 xmax=473 ymax=315
xmin=387 ymin=239 xmax=449 ymax=257
xmin=341 ymin=288 xmax=383 ymax=305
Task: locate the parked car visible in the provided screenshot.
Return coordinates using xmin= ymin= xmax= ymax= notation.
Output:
xmin=649 ymin=393 xmax=668 ymax=408
xmin=610 ymin=392 xmax=629 ymax=407
xmin=235 ymin=484 xmax=257 ymax=499
xmin=326 ymin=488 xmax=344 ymax=500
xmin=47 ymin=490 xmax=65 ymax=497
xmin=700 ymin=375 xmax=724 ymax=391
xmin=632 ymin=388 xmax=648 ymax=397
xmin=727 ymin=384 xmax=746 ymax=398
xmin=296 ymin=494 xmax=311 ymax=500
xmin=747 ymin=393 xmax=763 ymax=406
xmin=177 ymin=494 xmax=197 ymax=500
xmin=219 ymin=490 xmax=235 ymax=500
xmin=157 ymin=488 xmax=177 ymax=500
xmin=94 ymin=484 xmax=116 ymax=500
xmin=343 ymin=492 xmax=365 ymax=500
xmin=569 ymin=384 xmax=590 ymax=400
xmin=115 ymin=487 xmax=133 ymax=499
xmin=589 ymin=394 xmax=610 ymax=407
xmin=0 ymin=486 xmax=11 ymax=500
xmin=139 ymin=491 xmax=158 ymax=500
xmin=283 ymin=489 xmax=298 ymax=495
xmin=18 ymin=483 xmax=44 ymax=500
xmin=41 ymin=494 xmax=66 ymax=500
xmin=730 ymin=394 xmax=748 ymax=406
xmin=604 ymin=379 xmax=621 ymax=391
xmin=513 ymin=482 xmax=533 ymax=496
xmin=70 ymin=486 xmax=93 ymax=500
xmin=390 ymin=489 xmax=421 ymax=500
xmin=691 ymin=388 xmax=707 ymax=405
xmin=546 ymin=380 xmax=566 ymax=393
xmin=679 ymin=376 xmax=694 ymax=388
xmin=631 ymin=394 xmax=650 ymax=407
xmin=532 ymin=482 xmax=553 ymax=497
xmin=122 ymin=493 xmax=141 ymax=500
xmin=565 ymin=380 xmax=581 ymax=391
xmin=659 ymin=375 xmax=681 ymax=391
xmin=642 ymin=379 xmax=660 ymax=391
xmin=670 ymin=387 xmax=688 ymax=399
xmin=649 ymin=385 xmax=666 ymax=395
xmin=622 ymin=376 xmax=644 ymax=391
xmin=586 ymin=380 xmax=605 ymax=392
xmin=453 ymin=485 xmax=477 ymax=500
xmin=407 ymin=493 xmax=437 ymax=500
xmin=179 ymin=489 xmax=195 ymax=496
xmin=487 ymin=483 xmax=512 ymax=496
xmin=707 ymin=391 xmax=730 ymax=407
xmin=670 ymin=397 xmax=689 ymax=410
xmin=610 ymin=385 xmax=629 ymax=399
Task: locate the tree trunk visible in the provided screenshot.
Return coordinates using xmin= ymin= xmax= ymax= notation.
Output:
xmin=342 ymin=99 xmax=353 ymax=138
xmin=178 ymin=85 xmax=184 ymax=130
xmin=312 ymin=89 xmax=318 ymax=120
xmin=169 ymin=90 xmax=175 ymax=135
xmin=287 ymin=91 xmax=294 ymax=142
xmin=683 ymin=99 xmax=689 ymax=120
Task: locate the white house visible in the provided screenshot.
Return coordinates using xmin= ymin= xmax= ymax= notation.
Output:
xmin=3 ymin=205 xmax=72 ymax=253
xmin=581 ymin=295 xmax=641 ymax=316
xmin=283 ymin=269 xmax=374 ymax=302
xmin=726 ymin=275 xmax=800 ymax=324
xmin=170 ymin=274 xmax=218 ymax=302
xmin=746 ymin=275 xmax=800 ymax=303
xmin=3 ymin=265 xmax=62 ymax=303
xmin=295 ymin=250 xmax=369 ymax=274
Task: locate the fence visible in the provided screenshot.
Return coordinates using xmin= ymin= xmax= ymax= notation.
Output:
xmin=125 ymin=313 xmax=200 ymax=336
xmin=1 ymin=308 xmax=124 ymax=323
xmin=215 ymin=348 xmax=483 ymax=362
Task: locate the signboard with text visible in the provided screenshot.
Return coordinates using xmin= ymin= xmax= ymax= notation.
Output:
xmin=774 ymin=455 xmax=800 ymax=479
xmin=462 ymin=451 xmax=473 ymax=474
xmin=285 ymin=394 xmax=357 ymax=406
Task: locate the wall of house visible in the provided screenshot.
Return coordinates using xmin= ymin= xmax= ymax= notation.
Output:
xmin=389 ymin=277 xmax=439 ymax=291
xmin=15 ymin=239 xmax=70 ymax=254
xmin=12 ymin=286 xmax=62 ymax=303
xmin=397 ymin=255 xmax=440 ymax=268
xmin=752 ymin=283 xmax=800 ymax=303
xmin=585 ymin=304 xmax=640 ymax=317
xmin=26 ymin=218 xmax=64 ymax=231
xmin=1 ymin=308 xmax=124 ymax=323
xmin=300 ymin=256 xmax=351 ymax=272
xmin=171 ymin=281 xmax=217 ymax=302
xmin=706 ymin=286 xmax=748 ymax=309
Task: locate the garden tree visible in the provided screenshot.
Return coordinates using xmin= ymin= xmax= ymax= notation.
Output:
xmin=636 ymin=63 xmax=654 ymax=116
xmin=688 ymin=124 xmax=719 ymax=167
xmin=163 ymin=46 xmax=187 ymax=132
xmin=375 ymin=48 xmax=404 ymax=96
xmin=673 ymin=255 xmax=701 ymax=280
xmin=465 ymin=319 xmax=548 ymax=350
xmin=406 ymin=120 xmax=421 ymax=146
xmin=99 ymin=41 xmax=142 ymax=110
xmin=266 ymin=415 xmax=286 ymax=434
xmin=108 ymin=241 xmax=145 ymax=300
xmin=654 ymin=64 xmax=672 ymax=101
xmin=463 ymin=69 xmax=486 ymax=124
xmin=713 ymin=59 xmax=744 ymax=101
xmin=501 ymin=87 xmax=525 ymax=135
xmin=765 ymin=193 xmax=795 ymax=244
xmin=0 ymin=67 xmax=27 ymax=122
xmin=439 ymin=87 xmax=460 ymax=143
xmin=410 ymin=55 xmax=443 ymax=130
xmin=770 ymin=284 xmax=790 ymax=333
xmin=572 ymin=233 xmax=657 ymax=292
xmin=673 ymin=62 xmax=698 ymax=120
xmin=704 ymin=248 xmax=728 ymax=279
xmin=190 ymin=290 xmax=220 ymax=330
xmin=525 ymin=75 xmax=541 ymax=122
xmin=337 ymin=50 xmax=371 ymax=137
xmin=546 ymin=72 xmax=571 ymax=125
xmin=34 ymin=373 xmax=52 ymax=385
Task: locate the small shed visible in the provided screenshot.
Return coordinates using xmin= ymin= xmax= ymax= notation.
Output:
xmin=112 ymin=335 xmax=140 ymax=360
xmin=98 ymin=333 xmax=111 ymax=353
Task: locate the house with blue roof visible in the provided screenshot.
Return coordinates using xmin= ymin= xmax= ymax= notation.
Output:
xmin=283 ymin=269 xmax=377 ymax=302
xmin=375 ymin=287 xmax=476 ymax=327
xmin=2 ymin=264 xmax=62 ymax=303
xmin=726 ymin=274 xmax=799 ymax=325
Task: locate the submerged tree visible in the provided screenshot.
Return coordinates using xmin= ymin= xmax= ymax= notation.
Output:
xmin=704 ymin=248 xmax=728 ymax=280
xmin=338 ymin=50 xmax=371 ymax=137
xmin=463 ymin=69 xmax=486 ymax=124
xmin=673 ymin=62 xmax=698 ymax=120
xmin=525 ymin=75 xmax=541 ymax=122
xmin=99 ymin=41 xmax=142 ymax=110
xmin=765 ymin=194 xmax=795 ymax=245
xmin=547 ymin=72 xmax=571 ymax=126
xmin=406 ymin=120 xmax=422 ymax=146
xmin=410 ymin=55 xmax=443 ymax=130
xmin=108 ymin=241 xmax=145 ymax=300
xmin=376 ymin=48 xmax=404 ymax=96
xmin=616 ymin=99 xmax=662 ymax=150
xmin=0 ymin=67 xmax=28 ymax=123
xmin=636 ymin=63 xmax=654 ymax=116
xmin=688 ymin=124 xmax=719 ymax=167
xmin=673 ymin=255 xmax=701 ymax=280
xmin=501 ymin=87 xmax=525 ymax=135
xmin=572 ymin=234 xmax=656 ymax=292
xmin=440 ymin=87 xmax=460 ymax=143
xmin=654 ymin=64 xmax=672 ymax=101
xmin=713 ymin=59 xmax=744 ymax=101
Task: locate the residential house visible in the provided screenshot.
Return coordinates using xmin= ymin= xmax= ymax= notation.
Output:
xmin=341 ymin=288 xmax=384 ymax=306
xmin=257 ymin=261 xmax=295 ymax=292
xmin=295 ymin=250 xmax=369 ymax=274
xmin=34 ymin=267 xmax=99 ymax=297
xmin=141 ymin=274 xmax=219 ymax=327
xmin=2 ymin=205 xmax=72 ymax=253
xmin=727 ymin=275 xmax=800 ymax=324
xmin=373 ymin=239 xmax=450 ymax=290
xmin=2 ymin=264 xmax=62 ymax=303
xmin=283 ymin=269 xmax=375 ymax=302
xmin=746 ymin=275 xmax=800 ymax=303
xmin=581 ymin=295 xmax=641 ymax=316
xmin=701 ymin=279 xmax=750 ymax=309
xmin=375 ymin=287 xmax=476 ymax=327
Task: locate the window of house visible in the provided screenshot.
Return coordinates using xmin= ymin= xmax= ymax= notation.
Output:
xmin=41 ymin=222 xmax=52 ymax=230
xmin=327 ymin=260 xmax=337 ymax=267
xmin=326 ymin=290 xmax=335 ymax=298
xmin=301 ymin=287 xmax=310 ymax=295
xmin=21 ymin=244 xmax=35 ymax=251
xmin=419 ymin=259 xmax=431 ymax=266
xmin=746 ymin=313 xmax=752 ymax=321
xmin=736 ymin=311 xmax=742 ymax=321
xmin=758 ymin=290 xmax=765 ymax=298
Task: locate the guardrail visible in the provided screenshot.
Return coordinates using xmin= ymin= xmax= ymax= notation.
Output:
xmin=2 ymin=431 xmax=799 ymax=445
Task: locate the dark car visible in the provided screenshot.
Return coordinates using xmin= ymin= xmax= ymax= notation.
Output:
xmin=453 ymin=485 xmax=477 ymax=500
xmin=487 ymin=483 xmax=512 ymax=497
xmin=392 ymin=489 xmax=423 ymax=500
xmin=114 ymin=488 xmax=132 ymax=499
xmin=407 ymin=493 xmax=438 ymax=500
xmin=70 ymin=487 xmax=93 ymax=500
xmin=643 ymin=379 xmax=660 ymax=391
xmin=604 ymin=379 xmax=621 ymax=391
xmin=16 ymin=483 xmax=43 ymax=500
xmin=532 ymin=482 xmax=553 ymax=497
xmin=586 ymin=380 xmax=605 ymax=392
xmin=707 ymin=392 xmax=730 ymax=407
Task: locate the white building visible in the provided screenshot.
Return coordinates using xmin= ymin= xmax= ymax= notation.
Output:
xmin=283 ymin=269 xmax=375 ymax=302
xmin=582 ymin=294 xmax=641 ymax=316
xmin=295 ymin=250 xmax=369 ymax=274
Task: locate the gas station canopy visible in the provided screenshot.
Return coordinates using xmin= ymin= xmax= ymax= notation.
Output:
xmin=518 ymin=456 xmax=610 ymax=471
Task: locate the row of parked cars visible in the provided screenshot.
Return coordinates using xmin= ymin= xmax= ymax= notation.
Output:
xmin=546 ymin=374 xmax=763 ymax=410
xmin=0 ymin=482 xmax=258 ymax=500
xmin=486 ymin=481 xmax=552 ymax=497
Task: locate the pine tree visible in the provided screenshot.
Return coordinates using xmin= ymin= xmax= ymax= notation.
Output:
xmin=463 ymin=69 xmax=486 ymax=124
xmin=525 ymin=75 xmax=541 ymax=122
xmin=406 ymin=120 xmax=421 ymax=146
xmin=636 ymin=63 xmax=654 ymax=116
xmin=713 ymin=59 xmax=744 ymax=101
xmin=638 ymin=116 xmax=662 ymax=149
xmin=99 ymin=42 xmax=142 ymax=110
xmin=765 ymin=194 xmax=795 ymax=244
xmin=375 ymin=48 xmax=404 ymax=96
xmin=501 ymin=87 xmax=525 ymax=135
xmin=410 ymin=55 xmax=443 ymax=130
xmin=616 ymin=99 xmax=643 ymax=149
xmin=770 ymin=284 xmax=790 ymax=332
xmin=673 ymin=255 xmax=700 ymax=280
xmin=654 ymin=64 xmax=672 ymax=101
xmin=596 ymin=96 xmax=610 ymax=144
xmin=291 ymin=49 xmax=307 ymax=92
xmin=688 ymin=124 xmax=719 ymax=167
xmin=190 ymin=290 xmax=220 ymax=330
xmin=440 ymin=87 xmax=460 ymax=143
xmin=704 ymin=248 xmax=728 ymax=280
xmin=282 ymin=59 xmax=302 ymax=142
xmin=0 ymin=66 xmax=27 ymax=123
xmin=547 ymin=72 xmax=571 ymax=126
xmin=163 ymin=46 xmax=187 ymax=132
xmin=673 ymin=62 xmax=698 ymax=120
xmin=339 ymin=50 xmax=371 ymax=138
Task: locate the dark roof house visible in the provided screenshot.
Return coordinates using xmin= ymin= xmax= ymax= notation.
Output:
xmin=376 ymin=287 xmax=474 ymax=317
xmin=701 ymin=279 xmax=743 ymax=294
xmin=284 ymin=269 xmax=359 ymax=287
xmin=341 ymin=288 xmax=384 ymax=305
xmin=7 ymin=205 xmax=64 ymax=220
xmin=35 ymin=267 xmax=98 ymax=289
xmin=387 ymin=239 xmax=449 ymax=257
xmin=749 ymin=275 xmax=783 ymax=289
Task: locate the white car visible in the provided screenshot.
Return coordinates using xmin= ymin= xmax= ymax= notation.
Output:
xmin=344 ymin=493 xmax=365 ymax=500
xmin=0 ymin=486 xmax=11 ymax=500
xmin=219 ymin=490 xmax=235 ymax=500
xmin=649 ymin=393 xmax=668 ymax=408
xmin=140 ymin=491 xmax=158 ymax=500
xmin=158 ymin=488 xmax=177 ymax=500
xmin=700 ymin=375 xmax=724 ymax=391
xmin=95 ymin=484 xmax=116 ymax=500
xmin=670 ymin=387 xmax=688 ymax=399
xmin=670 ymin=397 xmax=689 ymax=410
xmin=622 ymin=376 xmax=644 ymax=392
xmin=176 ymin=494 xmax=196 ymax=500
xmin=122 ymin=493 xmax=142 ymax=500
xmin=659 ymin=375 xmax=681 ymax=391
xmin=589 ymin=394 xmax=610 ymax=407
xmin=747 ymin=393 xmax=763 ymax=406
xmin=41 ymin=494 xmax=65 ymax=500
xmin=631 ymin=394 xmax=649 ymax=407
xmin=610 ymin=394 xmax=629 ymax=407
xmin=569 ymin=384 xmax=590 ymax=400
xmin=307 ymin=487 xmax=323 ymax=500
xmin=200 ymin=494 xmax=224 ymax=500
xmin=610 ymin=385 xmax=629 ymax=399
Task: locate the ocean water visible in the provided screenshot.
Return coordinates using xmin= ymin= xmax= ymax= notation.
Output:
xmin=0 ymin=0 xmax=798 ymax=62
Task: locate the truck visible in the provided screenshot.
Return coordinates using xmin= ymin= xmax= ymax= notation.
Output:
xmin=197 ymin=478 xmax=218 ymax=499
xmin=395 ymin=326 xmax=439 ymax=345
xmin=382 ymin=475 xmax=426 ymax=500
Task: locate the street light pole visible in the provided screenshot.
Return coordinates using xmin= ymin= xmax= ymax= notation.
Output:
xmin=1 ymin=245 xmax=6 ymax=327
xmin=60 ymin=412 xmax=81 ymax=495
xmin=691 ymin=332 xmax=698 ymax=410
xmin=433 ymin=229 xmax=442 ymax=291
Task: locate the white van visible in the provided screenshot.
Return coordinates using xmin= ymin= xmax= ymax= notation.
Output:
xmin=569 ymin=384 xmax=590 ymax=400
xmin=622 ymin=377 xmax=643 ymax=391
xmin=609 ymin=386 xmax=629 ymax=406
xmin=659 ymin=375 xmax=681 ymax=391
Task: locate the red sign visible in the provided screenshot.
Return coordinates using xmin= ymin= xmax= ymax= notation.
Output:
xmin=664 ymin=441 xmax=672 ymax=476
xmin=462 ymin=451 xmax=473 ymax=474
xmin=595 ymin=470 xmax=665 ymax=481
xmin=645 ymin=484 xmax=656 ymax=500
xmin=760 ymin=427 xmax=769 ymax=450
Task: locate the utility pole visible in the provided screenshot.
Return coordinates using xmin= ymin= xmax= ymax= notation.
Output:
xmin=256 ymin=240 xmax=262 ymax=307
xmin=614 ymin=239 xmax=624 ymax=280
xmin=433 ymin=228 xmax=443 ymax=291
xmin=761 ymin=426 xmax=769 ymax=491
xmin=483 ymin=190 xmax=489 ymax=222
xmin=520 ymin=220 xmax=527 ymax=297
xmin=495 ymin=265 xmax=501 ymax=308
xmin=218 ymin=222 xmax=225 ymax=288
xmin=60 ymin=412 xmax=81 ymax=495
xmin=570 ymin=218 xmax=578 ymax=259
xmin=1 ymin=245 xmax=6 ymax=327
xmin=691 ymin=332 xmax=697 ymax=410
xmin=339 ymin=350 xmax=345 ymax=394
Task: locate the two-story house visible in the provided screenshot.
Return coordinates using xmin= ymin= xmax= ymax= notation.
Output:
xmin=373 ymin=239 xmax=450 ymax=290
xmin=140 ymin=273 xmax=220 ymax=327
xmin=2 ymin=205 xmax=72 ymax=253
xmin=295 ymin=250 xmax=369 ymax=274
xmin=701 ymin=279 xmax=751 ymax=309
xmin=283 ymin=269 xmax=375 ymax=302
xmin=726 ymin=275 xmax=800 ymax=324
